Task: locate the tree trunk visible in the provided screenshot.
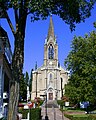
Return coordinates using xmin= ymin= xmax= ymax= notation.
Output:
xmin=7 ymin=3 xmax=27 ymax=118
xmin=7 ymin=33 xmax=24 ymax=120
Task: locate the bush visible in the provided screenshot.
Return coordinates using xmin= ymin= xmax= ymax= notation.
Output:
xmin=18 ymin=108 xmax=41 ymax=120
xmin=18 ymin=109 xmax=29 ymax=118
xmin=39 ymin=100 xmax=44 ymax=106
xmin=30 ymin=108 xmax=41 ymax=120
xmin=57 ymin=100 xmax=64 ymax=107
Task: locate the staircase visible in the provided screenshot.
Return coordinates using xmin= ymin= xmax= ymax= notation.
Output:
xmin=44 ymin=100 xmax=59 ymax=108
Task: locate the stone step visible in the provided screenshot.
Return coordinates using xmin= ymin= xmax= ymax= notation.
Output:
xmin=44 ymin=100 xmax=59 ymax=108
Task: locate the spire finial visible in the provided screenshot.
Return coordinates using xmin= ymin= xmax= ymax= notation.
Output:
xmin=35 ymin=61 xmax=37 ymax=70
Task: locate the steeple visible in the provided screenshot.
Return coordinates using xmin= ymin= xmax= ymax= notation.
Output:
xmin=44 ymin=16 xmax=58 ymax=67
xmin=47 ymin=16 xmax=54 ymax=39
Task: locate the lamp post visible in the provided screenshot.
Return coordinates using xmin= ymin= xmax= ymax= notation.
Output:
xmin=45 ymin=93 xmax=48 ymax=120
xmin=40 ymin=94 xmax=48 ymax=120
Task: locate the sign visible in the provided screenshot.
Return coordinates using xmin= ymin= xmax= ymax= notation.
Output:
xmin=80 ymin=101 xmax=89 ymax=108
xmin=65 ymin=102 xmax=69 ymax=107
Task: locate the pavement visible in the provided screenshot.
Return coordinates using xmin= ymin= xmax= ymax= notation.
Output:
xmin=41 ymin=100 xmax=70 ymax=120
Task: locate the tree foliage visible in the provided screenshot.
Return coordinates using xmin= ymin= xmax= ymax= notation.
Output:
xmin=29 ymin=69 xmax=33 ymax=92
xmin=0 ymin=0 xmax=96 ymax=30
xmin=19 ymin=74 xmax=27 ymax=101
xmin=25 ymin=71 xmax=29 ymax=85
xmin=64 ymin=31 xmax=96 ymax=104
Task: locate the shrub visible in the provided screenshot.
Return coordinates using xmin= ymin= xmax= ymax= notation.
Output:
xmin=18 ymin=109 xmax=29 ymax=118
xmin=18 ymin=108 xmax=42 ymax=120
xmin=57 ymin=100 xmax=64 ymax=107
xmin=30 ymin=108 xmax=41 ymax=120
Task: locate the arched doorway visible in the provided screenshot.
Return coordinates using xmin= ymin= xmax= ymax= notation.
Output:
xmin=49 ymin=93 xmax=53 ymax=100
xmin=48 ymin=88 xmax=53 ymax=100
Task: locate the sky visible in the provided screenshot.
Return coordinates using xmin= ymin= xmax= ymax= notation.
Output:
xmin=0 ymin=4 xmax=96 ymax=75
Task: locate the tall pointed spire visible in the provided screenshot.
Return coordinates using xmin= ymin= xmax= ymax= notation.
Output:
xmin=47 ymin=16 xmax=54 ymax=39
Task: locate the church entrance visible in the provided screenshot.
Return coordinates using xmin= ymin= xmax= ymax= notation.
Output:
xmin=49 ymin=93 xmax=53 ymax=100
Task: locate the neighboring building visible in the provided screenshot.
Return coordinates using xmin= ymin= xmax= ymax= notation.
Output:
xmin=31 ymin=17 xmax=68 ymax=100
xmin=0 ymin=26 xmax=12 ymax=119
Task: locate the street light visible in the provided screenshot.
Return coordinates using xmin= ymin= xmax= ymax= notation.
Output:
xmin=40 ymin=94 xmax=48 ymax=120
xmin=45 ymin=93 xmax=48 ymax=120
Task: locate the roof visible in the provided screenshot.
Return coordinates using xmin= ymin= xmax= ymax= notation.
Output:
xmin=47 ymin=16 xmax=55 ymax=40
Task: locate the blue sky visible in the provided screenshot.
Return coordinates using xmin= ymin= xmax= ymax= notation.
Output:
xmin=0 ymin=4 xmax=96 ymax=75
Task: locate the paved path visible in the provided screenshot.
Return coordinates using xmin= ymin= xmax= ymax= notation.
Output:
xmin=41 ymin=107 xmax=69 ymax=120
xmin=41 ymin=100 xmax=70 ymax=120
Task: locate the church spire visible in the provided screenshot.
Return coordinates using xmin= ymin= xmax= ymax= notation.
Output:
xmin=47 ymin=16 xmax=54 ymax=39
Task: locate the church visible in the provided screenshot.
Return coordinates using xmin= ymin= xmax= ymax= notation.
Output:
xmin=31 ymin=17 xmax=68 ymax=100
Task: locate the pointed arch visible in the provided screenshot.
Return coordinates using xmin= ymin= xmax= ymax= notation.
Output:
xmin=48 ymin=72 xmax=54 ymax=86
xmin=50 ymin=73 xmax=52 ymax=80
xmin=48 ymin=44 xmax=54 ymax=59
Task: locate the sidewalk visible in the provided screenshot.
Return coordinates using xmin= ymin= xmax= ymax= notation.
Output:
xmin=41 ymin=107 xmax=70 ymax=120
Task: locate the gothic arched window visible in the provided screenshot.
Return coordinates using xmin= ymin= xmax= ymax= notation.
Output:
xmin=48 ymin=44 xmax=54 ymax=59
xmin=49 ymin=73 xmax=53 ymax=84
xmin=50 ymin=73 xmax=52 ymax=80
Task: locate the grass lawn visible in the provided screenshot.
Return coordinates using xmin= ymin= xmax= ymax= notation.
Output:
xmin=64 ymin=109 xmax=96 ymax=120
xmin=72 ymin=114 xmax=88 ymax=117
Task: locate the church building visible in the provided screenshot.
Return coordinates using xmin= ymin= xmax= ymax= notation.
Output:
xmin=31 ymin=17 xmax=68 ymax=100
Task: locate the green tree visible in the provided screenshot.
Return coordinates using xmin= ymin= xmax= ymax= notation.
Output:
xmin=19 ymin=74 xmax=27 ymax=102
xmin=29 ymin=69 xmax=33 ymax=93
xmin=0 ymin=0 xmax=95 ymax=119
xmin=64 ymin=31 xmax=96 ymax=104
xmin=25 ymin=71 xmax=29 ymax=85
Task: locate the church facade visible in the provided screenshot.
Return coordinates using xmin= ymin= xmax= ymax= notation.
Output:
xmin=31 ymin=17 xmax=68 ymax=100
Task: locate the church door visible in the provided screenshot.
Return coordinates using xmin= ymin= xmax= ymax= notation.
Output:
xmin=49 ymin=93 xmax=53 ymax=100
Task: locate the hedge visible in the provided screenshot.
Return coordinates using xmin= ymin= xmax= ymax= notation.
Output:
xmin=18 ymin=108 xmax=41 ymax=120
xmin=30 ymin=108 xmax=41 ymax=120
xmin=57 ymin=100 xmax=64 ymax=107
xmin=18 ymin=109 xmax=29 ymax=118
